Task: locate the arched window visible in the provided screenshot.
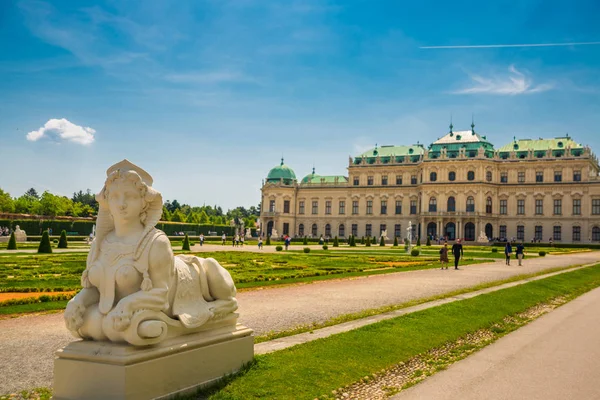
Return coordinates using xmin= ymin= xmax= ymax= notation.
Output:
xmin=311 ymin=223 xmax=318 ymax=237
xmin=447 ymin=196 xmax=456 ymax=212
xmin=465 ymin=222 xmax=475 ymax=241
xmin=467 ymin=171 xmax=475 ymax=181
xmin=486 ymin=171 xmax=492 ymax=182
xmin=339 ymin=224 xmax=345 ymax=237
xmin=298 ymin=223 xmax=304 ymax=236
xmin=430 ymin=172 xmax=437 ymax=182
xmin=448 ymin=171 xmax=456 ymax=181
xmin=466 ymin=196 xmax=475 ymax=212
xmin=486 ymin=197 xmax=492 ymax=214
xmin=429 ymin=197 xmax=437 ymax=212
xmin=325 ymin=223 xmax=331 ymax=237
xmin=593 ymin=226 xmax=600 ymax=241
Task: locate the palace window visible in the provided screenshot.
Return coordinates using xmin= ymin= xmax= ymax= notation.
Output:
xmin=448 ymin=171 xmax=456 ymax=181
xmin=518 ymin=172 xmax=525 ymax=183
xmin=312 ymin=224 xmax=318 ymax=237
xmin=573 ymin=199 xmax=581 ymax=215
xmin=366 ymin=200 xmax=373 ymax=215
xmin=353 ymin=177 xmax=359 ymax=186
xmin=535 ymin=199 xmax=544 ymax=215
xmin=536 ymin=171 xmax=544 ymax=182
xmin=447 ymin=196 xmax=456 ymax=212
xmin=299 ymin=201 xmax=305 ymax=214
xmin=366 ymin=224 xmax=372 ymax=237
xmin=573 ymin=170 xmax=581 ymax=182
xmin=486 ymin=197 xmax=492 ymax=214
xmin=382 ymin=175 xmax=388 ymax=185
xmin=312 ymin=200 xmax=318 ymax=214
xmin=395 ymin=200 xmax=402 ymax=215
xmin=339 ymin=200 xmax=345 ymax=215
xmin=351 ymin=224 xmax=358 ymax=237
xmin=517 ymin=225 xmax=525 ymax=241
xmin=325 ymin=224 xmax=331 ymax=237
xmin=553 ymin=226 xmax=562 ymax=241
xmin=500 ymin=172 xmax=508 ymax=183
xmin=466 ymin=196 xmax=475 ymax=212
xmin=269 ymin=200 xmax=275 ymax=212
xmin=298 ymin=224 xmax=304 ymax=236
xmin=535 ymin=226 xmax=543 ymax=241
xmin=283 ymin=200 xmax=290 ymax=213
xmin=554 ymin=199 xmax=562 ymax=215
xmin=394 ymin=224 xmax=401 ymax=238
xmin=430 ymin=172 xmax=437 ymax=182
xmin=410 ymin=200 xmax=417 ymax=215
xmin=467 ymin=171 xmax=475 ymax=181
xmin=486 ymin=171 xmax=492 ymax=182
xmin=352 ymin=200 xmax=359 ymax=215
xmin=517 ymin=199 xmax=525 ymax=215
xmin=325 ymin=200 xmax=332 ymax=215
xmin=396 ymin=175 xmax=403 ymax=185
xmin=429 ymin=197 xmax=437 ymax=212
xmin=593 ymin=199 xmax=600 ymax=215
xmin=573 ymin=226 xmax=581 ymax=242
xmin=499 ymin=225 xmax=507 ymax=240
xmin=339 ymin=224 xmax=345 ymax=237
xmin=500 ymin=199 xmax=507 ymax=215
xmin=283 ymin=223 xmax=289 ymax=235
xmin=367 ymin=176 xmax=374 ymax=186
xmin=381 ymin=200 xmax=387 ymax=214
xmin=411 ymin=175 xmax=417 ymax=185
xmin=554 ymin=171 xmax=562 ymax=182
xmin=593 ymin=226 xmax=600 ymax=241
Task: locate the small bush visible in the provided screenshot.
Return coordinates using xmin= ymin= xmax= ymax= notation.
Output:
xmin=426 ymin=237 xmax=431 ymax=246
xmin=303 ymin=247 xmax=311 ymax=253
xmin=7 ymin=232 xmax=17 ymax=250
xmin=365 ymin=236 xmax=371 ymax=247
xmin=275 ymin=245 xmax=283 ymax=251
xmin=53 ymin=239 xmax=58 ymax=244
xmin=333 ymin=236 xmax=339 ymax=247
xmin=411 ymin=248 xmax=420 ymax=257
xmin=393 ymin=236 xmax=398 ymax=247
xmin=182 ymin=234 xmax=191 ymax=251
xmin=322 ymin=245 xmax=328 ymax=250
xmin=491 ymin=248 xmax=498 ymax=253
xmin=539 ymin=251 xmax=546 ymax=256
xmin=38 ymin=231 xmax=52 ymax=254
xmin=303 ymin=236 xmax=308 ymax=245
xmin=57 ymin=230 xmax=68 ymax=249
xmin=379 ymin=236 xmax=385 ymax=247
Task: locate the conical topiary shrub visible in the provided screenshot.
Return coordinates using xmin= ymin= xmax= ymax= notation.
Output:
xmin=38 ymin=230 xmax=52 ymax=254
xmin=333 ymin=236 xmax=339 ymax=247
xmin=373 ymin=236 xmax=377 ymax=245
xmin=350 ymin=235 xmax=356 ymax=247
xmin=416 ymin=237 xmax=421 ymax=246
xmin=7 ymin=232 xmax=17 ymax=250
xmin=303 ymin=236 xmax=308 ymax=245
xmin=266 ymin=235 xmax=271 ymax=246
xmin=426 ymin=237 xmax=431 ymax=246
xmin=380 ymin=236 xmax=385 ymax=246
xmin=361 ymin=236 xmax=365 ymax=245
xmin=57 ymin=230 xmax=68 ymax=249
xmin=366 ymin=236 xmax=371 ymax=247
xmin=182 ymin=234 xmax=191 ymax=251
xmin=393 ymin=236 xmax=398 ymax=247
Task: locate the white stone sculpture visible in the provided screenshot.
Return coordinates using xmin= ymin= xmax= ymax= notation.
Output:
xmin=271 ymin=228 xmax=279 ymax=239
xmin=406 ymin=221 xmax=413 ymax=253
xmin=14 ymin=225 xmax=27 ymax=242
xmin=477 ymin=230 xmax=489 ymax=243
xmin=64 ymin=160 xmax=238 ymax=346
xmin=245 ymin=228 xmax=252 ymax=238
xmin=380 ymin=229 xmax=389 ymax=241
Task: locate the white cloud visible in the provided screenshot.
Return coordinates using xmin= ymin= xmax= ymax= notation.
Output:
xmin=454 ymin=65 xmax=554 ymax=95
xmin=26 ymin=118 xmax=96 ymax=145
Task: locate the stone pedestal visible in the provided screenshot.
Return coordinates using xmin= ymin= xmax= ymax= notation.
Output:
xmin=53 ymin=324 xmax=254 ymax=400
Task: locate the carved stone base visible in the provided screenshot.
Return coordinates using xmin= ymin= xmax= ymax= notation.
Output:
xmin=53 ymin=324 xmax=254 ymax=400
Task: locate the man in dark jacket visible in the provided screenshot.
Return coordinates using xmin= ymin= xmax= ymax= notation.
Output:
xmin=451 ymin=239 xmax=464 ymax=270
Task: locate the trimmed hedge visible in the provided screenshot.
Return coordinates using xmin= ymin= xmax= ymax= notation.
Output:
xmin=38 ymin=231 xmax=52 ymax=254
xmin=393 ymin=236 xmax=398 ymax=247
xmin=57 ymin=230 xmax=68 ymax=249
xmin=276 ymin=245 xmax=283 ymax=251
xmin=411 ymin=247 xmax=420 ymax=256
xmin=7 ymin=232 xmax=16 ymax=250
xmin=182 ymin=234 xmax=191 ymax=251
xmin=303 ymin=247 xmax=311 ymax=253
xmin=322 ymin=245 xmax=328 ymax=250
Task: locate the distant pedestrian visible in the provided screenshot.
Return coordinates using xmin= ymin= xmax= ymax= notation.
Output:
xmin=504 ymin=242 xmax=513 ymax=265
xmin=221 ymin=233 xmax=226 ymax=245
xmin=451 ymin=239 xmax=464 ymax=270
xmin=285 ymin=236 xmax=291 ymax=250
xmin=439 ymin=242 xmax=449 ymax=269
xmin=199 ymin=233 xmax=204 ymax=246
xmin=258 ymin=237 xmax=263 ymax=249
xmin=240 ymin=236 xmax=244 ymax=246
xmin=516 ymin=242 xmax=524 ymax=266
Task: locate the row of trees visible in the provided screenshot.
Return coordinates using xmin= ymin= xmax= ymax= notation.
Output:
xmin=0 ymin=187 xmax=260 ymax=227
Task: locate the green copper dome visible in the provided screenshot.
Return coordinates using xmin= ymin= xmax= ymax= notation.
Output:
xmin=301 ymin=167 xmax=320 ymax=183
xmin=266 ymin=158 xmax=296 ymax=184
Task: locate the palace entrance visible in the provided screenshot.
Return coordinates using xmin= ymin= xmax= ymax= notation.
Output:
xmin=266 ymin=221 xmax=274 ymax=236
xmin=485 ymin=223 xmax=493 ymax=240
xmin=444 ymin=222 xmax=456 ymax=241
xmin=427 ymin=222 xmax=437 ymax=238
xmin=465 ymin=222 xmax=475 ymax=241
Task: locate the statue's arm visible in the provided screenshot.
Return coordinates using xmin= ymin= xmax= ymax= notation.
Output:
xmin=71 ymin=287 xmax=100 ymax=306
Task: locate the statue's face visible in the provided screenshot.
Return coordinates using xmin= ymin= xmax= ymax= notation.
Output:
xmin=107 ymin=179 xmax=143 ymax=223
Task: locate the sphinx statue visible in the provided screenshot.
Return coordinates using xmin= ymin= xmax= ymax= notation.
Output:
xmin=64 ymin=160 xmax=238 ymax=346
xmin=14 ymin=225 xmax=27 ymax=242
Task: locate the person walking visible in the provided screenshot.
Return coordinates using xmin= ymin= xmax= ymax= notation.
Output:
xmin=504 ymin=242 xmax=513 ymax=265
xmin=451 ymin=239 xmax=464 ymax=270
xmin=516 ymin=242 xmax=525 ymax=266
xmin=221 ymin=233 xmax=226 ymax=246
xmin=258 ymin=237 xmax=263 ymax=249
xmin=199 ymin=233 xmax=204 ymax=246
xmin=439 ymin=242 xmax=449 ymax=269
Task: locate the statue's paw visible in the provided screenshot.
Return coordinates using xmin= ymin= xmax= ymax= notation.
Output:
xmin=110 ymin=308 xmax=132 ymax=332
xmin=64 ymin=302 xmax=85 ymax=332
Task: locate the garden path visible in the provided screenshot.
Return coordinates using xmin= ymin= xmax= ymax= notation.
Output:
xmin=2 ymin=251 xmax=600 ymax=394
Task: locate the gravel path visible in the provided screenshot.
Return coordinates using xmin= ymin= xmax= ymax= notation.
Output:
xmin=2 ymin=251 xmax=600 ymax=394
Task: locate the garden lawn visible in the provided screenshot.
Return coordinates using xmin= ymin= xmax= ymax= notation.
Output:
xmin=198 ymin=264 xmax=600 ymax=400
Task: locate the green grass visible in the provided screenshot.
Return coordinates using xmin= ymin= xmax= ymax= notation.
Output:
xmin=0 ymin=300 xmax=69 ymax=316
xmin=196 ymin=264 xmax=600 ymax=400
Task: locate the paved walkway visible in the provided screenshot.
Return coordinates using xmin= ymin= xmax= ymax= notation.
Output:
xmin=1 ymin=251 xmax=599 ymax=394
xmin=392 ymin=284 xmax=600 ymax=400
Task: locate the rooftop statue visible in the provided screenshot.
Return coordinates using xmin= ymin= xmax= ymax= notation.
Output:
xmin=64 ymin=160 xmax=238 ymax=346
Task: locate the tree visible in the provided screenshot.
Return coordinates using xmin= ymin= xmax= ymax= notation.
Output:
xmin=39 ymin=191 xmax=67 ymax=217
xmin=393 ymin=236 xmax=398 ymax=247
xmin=58 ymin=230 xmax=68 ymax=248
xmin=198 ymin=210 xmax=210 ymax=224
xmin=25 ymin=188 xmax=39 ymax=199
xmin=182 ymin=234 xmax=191 ymax=251
xmin=380 ymin=236 xmax=385 ymax=246
xmin=38 ymin=230 xmax=52 ymax=253
xmin=170 ymin=209 xmax=186 ymax=222
xmin=7 ymin=232 xmax=17 ymax=250
xmin=0 ymin=189 xmax=15 ymax=213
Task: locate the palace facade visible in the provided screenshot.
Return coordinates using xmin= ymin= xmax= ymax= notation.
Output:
xmin=260 ymin=125 xmax=600 ymax=244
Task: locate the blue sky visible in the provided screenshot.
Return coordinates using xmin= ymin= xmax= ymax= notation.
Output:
xmin=1 ymin=0 xmax=599 ymax=210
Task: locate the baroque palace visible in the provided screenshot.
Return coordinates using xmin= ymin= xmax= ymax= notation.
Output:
xmin=260 ymin=124 xmax=600 ymax=244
